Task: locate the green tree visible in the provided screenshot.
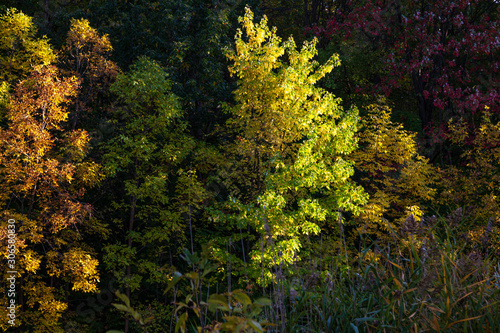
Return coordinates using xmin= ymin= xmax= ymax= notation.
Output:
xmin=102 ymin=56 xmax=197 ymax=332
xmin=85 ymin=0 xmax=251 ymax=141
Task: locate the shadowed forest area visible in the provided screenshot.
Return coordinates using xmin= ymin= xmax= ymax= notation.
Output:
xmin=0 ymin=0 xmax=499 ymax=332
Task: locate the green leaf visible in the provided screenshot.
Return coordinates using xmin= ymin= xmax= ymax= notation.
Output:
xmin=208 ymin=294 xmax=228 ymax=306
xmin=232 ymin=290 xmax=252 ymax=306
xmin=253 ymin=297 xmax=272 ymax=306
xmin=111 ymin=303 xmax=129 ymax=312
xmin=132 ymin=310 xmax=143 ymax=322
xmin=114 ymin=291 xmax=130 ymax=307
xmin=175 ymin=312 xmax=188 ymax=333
xmin=248 ymin=319 xmax=263 ymax=332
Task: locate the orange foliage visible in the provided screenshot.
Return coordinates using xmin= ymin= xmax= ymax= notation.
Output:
xmin=0 ymin=65 xmax=100 ymax=330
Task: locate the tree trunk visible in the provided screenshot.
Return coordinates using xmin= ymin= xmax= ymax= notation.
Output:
xmin=411 ymin=71 xmax=433 ymax=131
xmin=124 ymin=194 xmax=137 ymax=333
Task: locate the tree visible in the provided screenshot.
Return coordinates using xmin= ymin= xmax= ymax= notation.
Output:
xmin=316 ymin=0 xmax=500 ymax=246
xmin=0 ymin=7 xmax=56 ymax=123
xmin=85 ymin=0 xmax=251 ymax=140
xmin=317 ymin=0 xmax=500 ymax=159
xmin=0 ymin=8 xmax=55 ymax=85
xmin=437 ymin=107 xmax=500 ymax=257
xmin=59 ymin=18 xmax=119 ymax=130
xmin=350 ymin=102 xmax=435 ymax=246
xmin=102 ymin=56 xmax=198 ymax=332
xmin=220 ymin=7 xmax=367 ymax=283
xmin=0 ymin=65 xmax=100 ymax=332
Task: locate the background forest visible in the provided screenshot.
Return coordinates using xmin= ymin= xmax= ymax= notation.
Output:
xmin=0 ymin=0 xmax=499 ymax=332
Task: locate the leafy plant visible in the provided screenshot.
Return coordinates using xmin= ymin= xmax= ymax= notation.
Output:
xmin=166 ymin=249 xmax=272 ymax=333
xmin=107 ymin=290 xmax=151 ymax=333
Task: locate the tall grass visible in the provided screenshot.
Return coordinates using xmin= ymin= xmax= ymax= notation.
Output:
xmin=276 ymin=217 xmax=500 ymax=332
xmin=156 ymin=215 xmax=500 ymax=332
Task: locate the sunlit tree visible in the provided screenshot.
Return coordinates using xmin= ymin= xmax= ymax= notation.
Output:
xmin=220 ymin=7 xmax=367 ymax=281
xmin=0 ymin=65 xmax=100 ymax=332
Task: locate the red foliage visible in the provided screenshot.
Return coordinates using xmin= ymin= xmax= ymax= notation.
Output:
xmin=316 ymin=0 xmax=500 ymax=132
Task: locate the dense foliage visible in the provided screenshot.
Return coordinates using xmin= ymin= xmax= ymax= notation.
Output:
xmin=0 ymin=1 xmax=499 ymax=332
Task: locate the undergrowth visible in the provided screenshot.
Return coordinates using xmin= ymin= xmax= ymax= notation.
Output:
xmin=110 ymin=216 xmax=500 ymax=333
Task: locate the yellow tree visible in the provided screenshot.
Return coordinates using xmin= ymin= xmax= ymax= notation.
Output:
xmin=221 ymin=7 xmax=367 ymax=281
xmin=439 ymin=108 xmax=500 ymax=257
xmin=350 ymin=103 xmax=436 ymax=248
xmin=0 ymin=8 xmax=55 ymax=84
xmin=0 ymin=65 xmax=100 ymax=332
xmin=0 ymin=7 xmax=56 ymax=124
xmin=59 ymin=18 xmax=119 ymax=130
